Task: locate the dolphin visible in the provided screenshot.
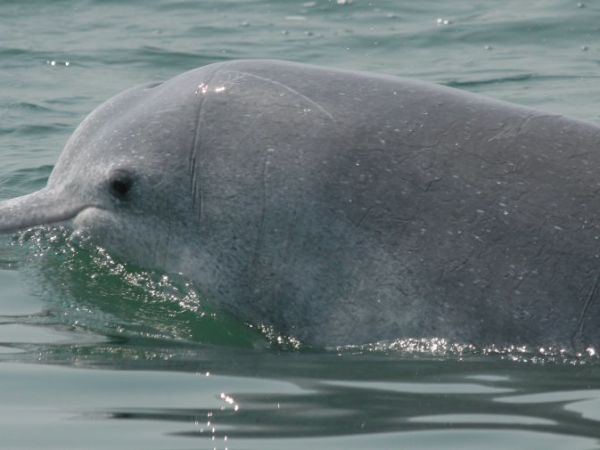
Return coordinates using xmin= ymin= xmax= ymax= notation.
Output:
xmin=1 ymin=59 xmax=600 ymax=348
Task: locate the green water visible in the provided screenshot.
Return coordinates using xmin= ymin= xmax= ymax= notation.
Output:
xmin=2 ymin=0 xmax=600 ymax=448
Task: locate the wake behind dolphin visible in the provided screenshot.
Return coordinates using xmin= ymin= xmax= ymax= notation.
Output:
xmin=1 ymin=60 xmax=599 ymax=349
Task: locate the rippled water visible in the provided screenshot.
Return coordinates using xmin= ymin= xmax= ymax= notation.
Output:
xmin=2 ymin=0 xmax=600 ymax=448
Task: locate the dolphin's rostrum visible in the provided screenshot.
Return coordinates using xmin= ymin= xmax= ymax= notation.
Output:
xmin=2 ymin=60 xmax=600 ymax=349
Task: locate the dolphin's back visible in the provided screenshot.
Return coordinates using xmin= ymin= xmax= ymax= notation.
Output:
xmin=185 ymin=60 xmax=600 ymax=347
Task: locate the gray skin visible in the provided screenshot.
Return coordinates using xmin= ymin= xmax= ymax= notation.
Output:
xmin=1 ymin=59 xmax=600 ymax=348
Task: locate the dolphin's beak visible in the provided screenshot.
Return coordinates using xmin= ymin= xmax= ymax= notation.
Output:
xmin=0 ymin=188 xmax=86 ymax=233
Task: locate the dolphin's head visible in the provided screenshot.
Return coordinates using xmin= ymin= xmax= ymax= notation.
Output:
xmin=0 ymin=71 xmax=206 ymax=272
xmin=0 ymin=60 xmax=337 ymax=328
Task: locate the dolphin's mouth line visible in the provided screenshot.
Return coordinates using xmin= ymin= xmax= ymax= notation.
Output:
xmin=30 ymin=204 xmax=100 ymax=230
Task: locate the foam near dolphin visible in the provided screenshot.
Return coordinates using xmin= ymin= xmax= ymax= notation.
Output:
xmin=2 ymin=59 xmax=600 ymax=348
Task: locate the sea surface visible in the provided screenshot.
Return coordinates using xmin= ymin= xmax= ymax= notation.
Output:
xmin=2 ymin=1 xmax=600 ymax=449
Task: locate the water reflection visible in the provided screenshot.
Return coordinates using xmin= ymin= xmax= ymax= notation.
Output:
xmin=2 ymin=228 xmax=600 ymax=448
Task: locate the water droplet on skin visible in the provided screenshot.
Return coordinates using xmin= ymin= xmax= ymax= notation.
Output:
xmin=581 ymin=45 xmax=589 ymax=51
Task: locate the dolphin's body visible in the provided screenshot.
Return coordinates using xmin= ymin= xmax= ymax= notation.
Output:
xmin=1 ymin=60 xmax=600 ymax=348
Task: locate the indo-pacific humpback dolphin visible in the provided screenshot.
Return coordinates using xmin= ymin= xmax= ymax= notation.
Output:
xmin=1 ymin=60 xmax=599 ymax=348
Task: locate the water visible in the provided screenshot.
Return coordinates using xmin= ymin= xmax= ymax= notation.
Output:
xmin=2 ymin=0 xmax=600 ymax=448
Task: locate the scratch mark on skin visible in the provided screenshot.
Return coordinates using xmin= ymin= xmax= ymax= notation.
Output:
xmin=487 ymin=113 xmax=559 ymax=143
xmin=189 ymin=104 xmax=205 ymax=220
xmin=252 ymin=151 xmax=270 ymax=270
xmin=164 ymin=214 xmax=172 ymax=271
xmin=190 ymin=68 xmax=220 ymax=222
xmin=356 ymin=206 xmax=374 ymax=228
xmin=153 ymin=217 xmax=163 ymax=271
xmin=241 ymin=148 xmax=271 ymax=300
xmin=226 ymin=70 xmax=335 ymax=121
xmin=572 ymin=269 xmax=600 ymax=347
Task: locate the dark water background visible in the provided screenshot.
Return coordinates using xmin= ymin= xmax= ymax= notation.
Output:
xmin=2 ymin=1 xmax=600 ymax=448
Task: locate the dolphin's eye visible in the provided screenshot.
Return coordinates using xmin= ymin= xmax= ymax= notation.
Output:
xmin=109 ymin=170 xmax=134 ymax=199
